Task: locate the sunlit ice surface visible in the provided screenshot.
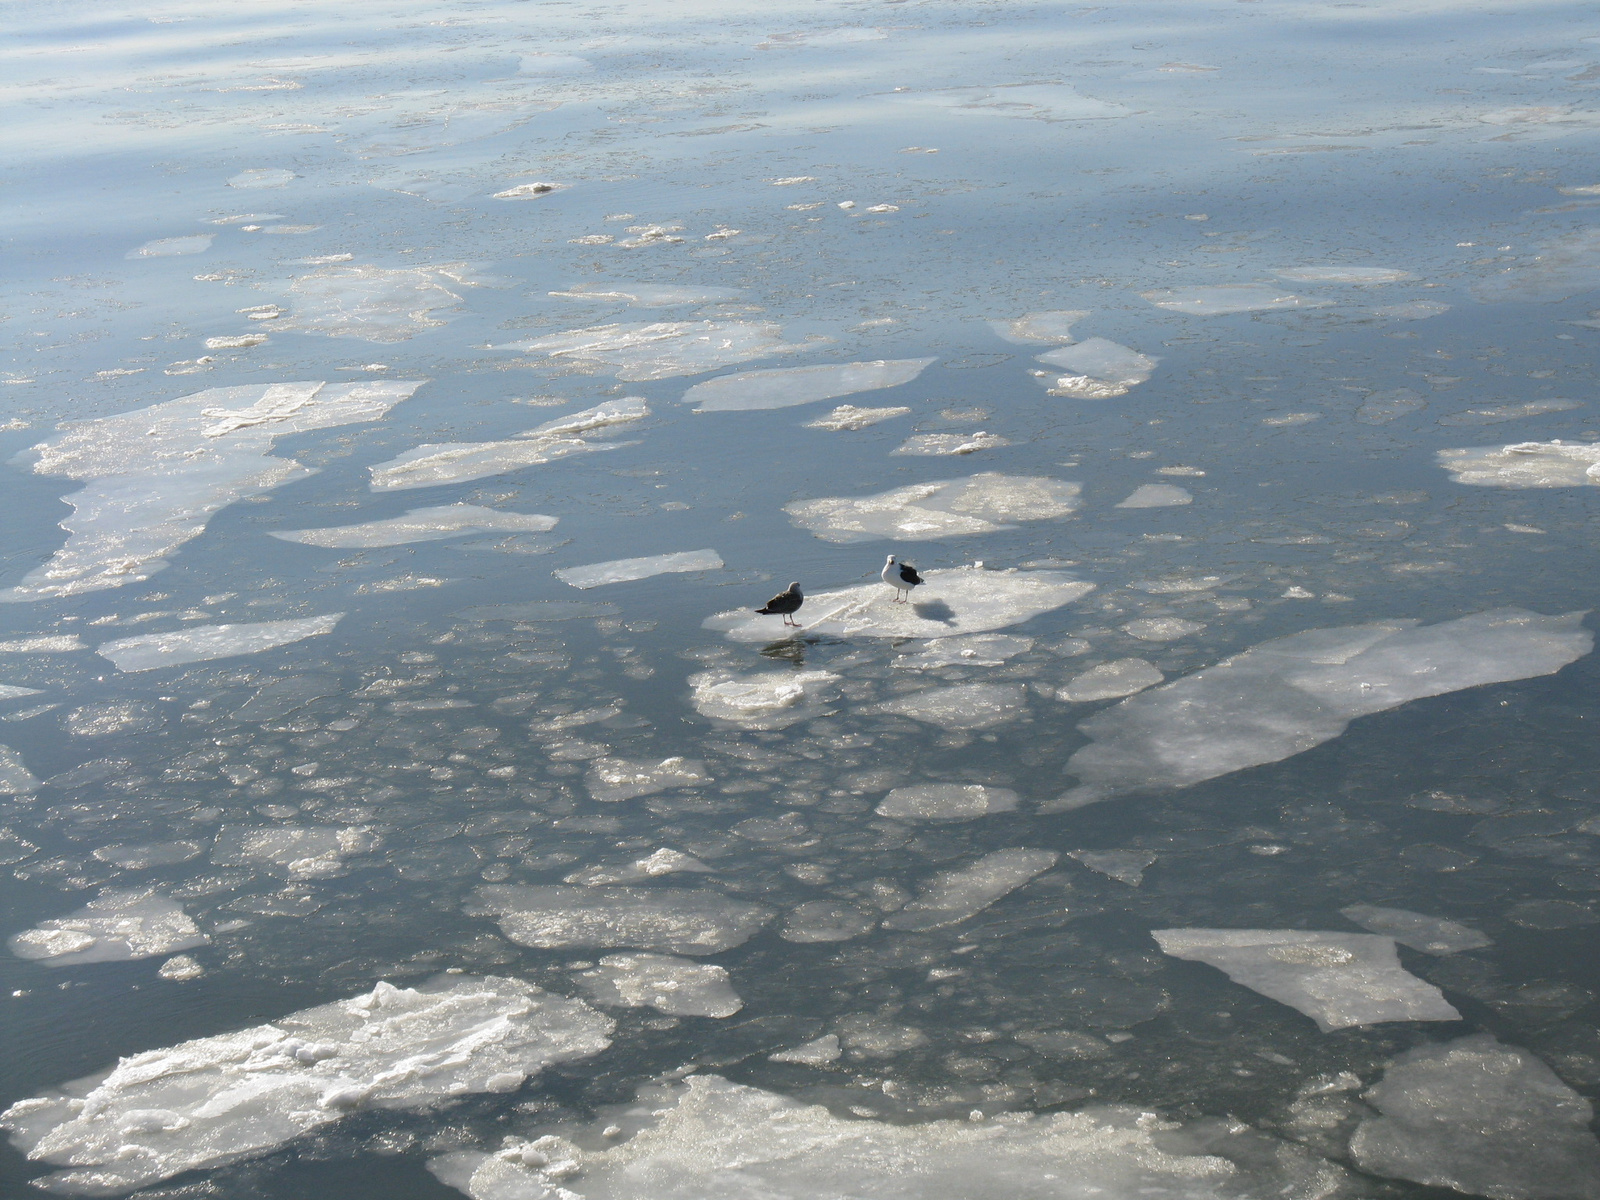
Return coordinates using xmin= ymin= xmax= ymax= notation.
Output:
xmin=6 ymin=0 xmax=1600 ymax=1195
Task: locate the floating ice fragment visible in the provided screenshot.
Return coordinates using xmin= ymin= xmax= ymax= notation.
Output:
xmin=769 ymin=1035 xmax=841 ymax=1063
xmin=128 ymin=235 xmax=214 ymax=259
xmin=575 ymin=953 xmax=742 ymax=1017
xmin=780 ymin=902 xmax=876 ymax=943
xmin=0 ymin=636 xmax=83 ymax=652
xmin=1473 ymin=228 xmax=1600 ymax=302
xmin=586 ymin=756 xmax=710 ymax=802
xmin=0 ymin=745 xmax=38 ymax=794
xmin=91 ymin=842 xmax=202 ymax=869
xmin=1 ymin=974 xmax=612 ymax=1196
xmin=871 ymin=682 xmax=1028 ymax=730
xmin=548 ymin=283 xmax=741 ymax=307
xmin=63 ymin=701 xmax=164 ymax=736
xmin=688 ymin=668 xmax=840 ymax=729
xmin=492 ymin=182 xmax=562 ymax=199
xmin=501 ymin=322 xmax=795 ymax=381
xmin=213 ymin=825 xmax=381 ymax=880
xmin=686 ymin=358 xmax=934 ymax=412
xmin=875 ymin=783 xmax=1019 ymax=820
xmin=9 ymin=891 xmax=206 ymax=966
xmin=205 ymin=334 xmax=269 ymax=350
xmin=1439 ymin=399 xmax=1582 ymax=425
xmin=1351 ymin=1035 xmax=1600 ymax=1198
xmin=1339 ymin=904 xmax=1491 ymax=955
xmin=892 ymin=431 xmax=1010 ymax=455
xmin=368 ymin=398 xmax=647 ymax=491
xmin=1068 ymin=850 xmax=1155 ymax=885
xmin=761 ymin=26 xmax=888 ymax=47
xmin=988 ymin=310 xmax=1088 ymax=344
xmin=556 ymin=549 xmax=723 ymax=589
xmin=1059 ymin=658 xmax=1163 ymax=702
xmin=469 ymin=885 xmax=772 ymax=955
xmin=98 ymin=614 xmax=342 ymax=672
xmin=1357 ymin=388 xmax=1426 ymax=424
xmin=1140 ymin=286 xmax=1333 ymax=315
xmin=884 ymin=849 xmax=1058 ymax=930
xmin=803 ymin=404 xmax=910 ymax=430
xmin=894 ymin=633 xmax=1033 ymax=668
xmin=281 ymin=265 xmax=469 ymax=342
xmin=1122 ymin=617 xmax=1205 ymax=642
xmin=1055 ymin=609 xmax=1591 ymax=809
xmin=785 ymin=473 xmax=1081 ymax=543
xmin=228 ymin=168 xmax=294 ymax=188
xmin=1117 ymin=484 xmax=1192 ymax=508
xmin=1036 ymin=338 xmax=1158 ymax=397
xmin=1371 ymin=300 xmax=1450 ymax=320
xmin=1151 ymin=929 xmax=1460 ymax=1032
xmin=893 ymin=83 xmax=1129 ymax=122
xmin=273 ymin=505 xmax=558 ymax=548
xmin=2 ymin=379 xmax=422 ymax=601
xmin=157 ymin=955 xmax=204 ymax=981
xmin=1273 ymin=267 xmax=1411 ymax=283
xmin=565 ymin=849 xmax=712 ymax=886
xmin=1439 ymin=439 xmax=1600 ymax=487
xmin=707 ymin=567 xmax=1093 ymax=642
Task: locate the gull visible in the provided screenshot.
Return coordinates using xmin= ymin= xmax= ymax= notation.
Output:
xmin=882 ymin=554 xmax=923 ymax=603
xmin=756 ymin=581 xmax=804 ymax=626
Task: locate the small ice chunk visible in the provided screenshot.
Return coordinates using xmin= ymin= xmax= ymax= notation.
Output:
xmin=501 ymin=321 xmax=795 ymax=381
xmin=804 ymin=404 xmax=911 ymax=431
xmin=1371 ymin=301 xmax=1450 ymax=320
xmin=128 ymin=235 xmax=214 ymax=259
xmin=1438 ymin=399 xmax=1582 ymax=425
xmin=586 ymin=756 xmax=710 ymax=802
xmin=1116 ymin=484 xmax=1191 ymax=508
xmin=0 ymin=636 xmax=84 ymax=653
xmin=988 ymin=310 xmax=1089 ymax=344
xmin=769 ymin=1034 xmax=842 ymax=1064
xmin=1357 ymin=388 xmax=1426 ymax=424
xmin=884 ymin=849 xmax=1058 ymax=931
xmin=1036 ymin=338 xmax=1158 ymax=396
xmin=875 ymin=783 xmax=1020 ymax=821
xmin=686 ymin=358 xmax=934 ymax=412
xmin=97 ymin=614 xmax=342 ymax=672
xmin=63 ymin=702 xmax=164 ymax=737
xmin=1339 ymin=904 xmax=1491 ymax=955
xmin=493 ymin=181 xmax=562 ymax=199
xmin=1351 ymin=1035 xmax=1600 ymax=1198
xmin=272 ymin=505 xmax=558 ymax=548
xmin=894 ymin=633 xmax=1033 ymax=668
xmin=892 ymin=431 xmax=1010 ymax=455
xmin=0 ymin=685 xmax=42 ymax=700
xmin=228 ymin=168 xmax=294 ymax=188
xmin=1440 ymin=439 xmax=1600 ymax=488
xmin=9 ymin=891 xmax=207 ymax=966
xmin=1140 ymin=285 xmax=1333 ymax=315
xmin=786 ymin=473 xmax=1081 ymax=543
xmin=1058 ymin=658 xmax=1164 ymax=701
xmin=213 ymin=825 xmax=381 ymax=878
xmin=1 ymin=975 xmax=612 ymax=1196
xmin=780 ymin=902 xmax=877 ymax=943
xmin=1122 ymin=617 xmax=1205 ymax=642
xmin=0 ymin=745 xmax=39 ymax=794
xmin=1273 ymin=267 xmax=1411 ymax=283
xmin=688 ymin=669 xmax=840 ymax=729
xmin=871 ymin=682 xmax=1028 ymax=730
xmin=565 ymin=849 xmax=712 ymax=886
xmin=548 ymin=283 xmax=741 ymax=307
xmin=469 ymin=885 xmax=773 ymax=954
xmin=92 ymin=842 xmax=202 ymax=869
xmin=555 ymin=549 xmax=722 ymax=589
xmin=707 ymin=567 xmax=1093 ymax=642
xmin=157 ymin=955 xmax=205 ymax=981
xmin=1151 ymin=928 xmax=1461 ymax=1032
xmin=574 ymin=953 xmax=742 ymax=1017
xmin=1068 ymin=850 xmax=1155 ymax=886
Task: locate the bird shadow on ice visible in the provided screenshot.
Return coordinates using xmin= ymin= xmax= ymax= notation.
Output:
xmin=911 ymin=597 xmax=957 ymax=626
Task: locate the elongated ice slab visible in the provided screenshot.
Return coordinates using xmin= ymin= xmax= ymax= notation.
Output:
xmin=1439 ymin=400 xmax=1582 ymax=426
xmin=429 ymin=1073 xmax=1350 ymax=1200
xmin=565 ymin=849 xmax=712 ymax=886
xmin=1151 ymin=929 xmax=1460 ymax=1032
xmin=1141 ymin=286 xmax=1332 ymax=315
xmin=2 ymin=380 xmax=422 ymax=601
xmin=368 ymin=398 xmax=647 ymax=491
xmin=989 ymin=309 xmax=1088 ymax=344
xmin=0 ymin=974 xmax=613 ymax=1196
xmin=871 ymin=682 xmax=1028 ymax=730
xmin=273 ymin=505 xmax=557 ymax=548
xmin=282 ymin=265 xmax=468 ymax=342
xmin=9 ymin=892 xmax=206 ymax=966
xmin=229 ymin=168 xmax=293 ymax=188
xmin=706 ymin=567 xmax=1093 ymax=642
xmin=1055 ymin=609 xmax=1591 ymax=808
xmin=1069 ymin=850 xmax=1155 ymax=886
xmin=892 ymin=431 xmax=1009 ymax=455
xmin=502 ymin=321 xmax=793 ymax=381
xmin=1059 ymin=658 xmax=1164 ymax=702
xmin=0 ymin=745 xmax=38 ymax=794
xmin=574 ymin=953 xmax=742 ymax=1017
xmin=785 ymin=472 xmax=1081 ymax=543
xmin=685 ymin=358 xmax=934 ymax=412
xmin=1372 ymin=300 xmax=1450 ymax=320
xmin=1439 ymin=439 xmax=1600 ymax=487
xmin=98 ymin=614 xmax=343 ymax=673
xmin=1273 ymin=267 xmax=1411 ymax=283
xmin=875 ymin=783 xmax=1019 ymax=820
xmin=555 ymin=549 xmax=722 ymax=589
xmin=803 ymin=404 xmax=910 ymax=431
xmin=893 ymin=632 xmax=1032 ymax=668
xmin=128 ymin=235 xmax=213 ymax=259
xmin=469 ymin=885 xmax=773 ymax=955
xmin=688 ymin=668 xmax=840 ymax=729
xmin=0 ymin=684 xmax=42 ymax=700
xmin=586 ymin=756 xmax=710 ymax=802
xmin=1339 ymin=904 xmax=1491 ymax=955
xmin=548 ymin=284 xmax=741 ymax=307
xmin=1351 ymin=1035 xmax=1600 ymax=1199
xmin=1117 ymin=484 xmax=1191 ymax=508
xmin=893 ymin=83 xmax=1129 ymax=122
xmin=883 ymin=849 xmax=1058 ymax=930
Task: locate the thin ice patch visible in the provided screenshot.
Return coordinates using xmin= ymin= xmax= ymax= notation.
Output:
xmin=785 ymin=473 xmax=1081 ymax=543
xmin=128 ymin=235 xmax=214 ymax=259
xmin=688 ymin=668 xmax=841 ymax=729
xmin=469 ymin=885 xmax=773 ymax=955
xmin=1339 ymin=904 xmax=1491 ymax=955
xmin=686 ymin=358 xmax=934 ymax=412
xmin=988 ymin=310 xmax=1089 ymax=344
xmin=555 ymin=549 xmax=723 ymax=589
xmin=9 ymin=891 xmax=206 ymax=966
xmin=1272 ymin=267 xmax=1411 ymax=283
xmin=273 ymin=505 xmax=558 ymax=548
xmin=884 ymin=849 xmax=1059 ymax=930
xmin=548 ymin=283 xmax=742 ymax=307
xmin=1140 ymin=286 xmax=1333 ymax=315
xmin=875 ymin=783 xmax=1020 ymax=821
xmin=1035 ymin=338 xmax=1157 ymax=398
xmin=501 ymin=321 xmax=797 ymax=381
xmin=870 ymin=682 xmax=1028 ymax=730
xmin=97 ymin=614 xmax=343 ymax=672
xmin=574 ymin=953 xmax=742 ymax=1017
xmin=1116 ymin=484 xmax=1192 ymax=508
xmin=280 ymin=265 xmax=472 ymax=342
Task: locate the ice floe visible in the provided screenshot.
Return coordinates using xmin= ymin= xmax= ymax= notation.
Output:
xmin=548 ymin=283 xmax=742 ymax=307
xmin=687 ymin=668 xmax=840 ymax=729
xmin=469 ymin=885 xmax=773 ymax=955
xmin=555 ymin=549 xmax=722 ymax=589
xmin=871 ymin=682 xmax=1028 ymax=730
xmin=784 ymin=473 xmax=1081 ymax=543
xmin=893 ymin=632 xmax=1033 ymax=668
xmin=1473 ymin=227 xmax=1600 ymax=302
xmin=1068 ymin=849 xmax=1155 ymax=885
xmin=1339 ymin=904 xmax=1491 ymax=955
xmin=2 ymin=379 xmax=422 ymax=601
xmin=1055 ymin=609 xmax=1591 ymax=808
xmin=1 ymin=974 xmax=613 ymax=1196
xmin=0 ymin=745 xmax=39 ymax=794
xmin=1357 ymin=388 xmax=1426 ymax=424
xmin=97 ymin=614 xmax=342 ymax=672
xmin=1350 ymin=1035 xmax=1600 ymax=1198
xmin=769 ymin=1035 xmax=842 ymax=1063
xmin=368 ymin=398 xmax=647 ymax=491
xmin=803 ymin=404 xmax=910 ymax=430
xmin=884 ymin=849 xmax=1058 ymax=931
xmin=228 ymin=168 xmax=294 ymax=188
xmin=501 ymin=322 xmax=794 ymax=381
xmin=707 ymin=567 xmax=1093 ymax=642
xmin=1371 ymin=300 xmax=1450 ymax=320
xmin=1151 ymin=929 xmax=1460 ymax=1031
xmin=212 ymin=824 xmax=382 ymax=879
xmin=892 ymin=431 xmax=1010 ymax=455
xmin=1439 ymin=399 xmax=1582 ymax=425
xmin=988 ymin=309 xmax=1088 ymax=344
xmin=1117 ymin=484 xmax=1192 ymax=508
xmin=875 ymin=783 xmax=1019 ymax=820
xmin=585 ymin=756 xmax=710 ymax=802
xmin=272 ymin=505 xmax=557 ymax=548
xmin=574 ymin=953 xmax=742 ymax=1017
xmin=9 ymin=892 xmax=206 ymax=966
xmin=685 ymin=358 xmax=934 ymax=412
xmin=1122 ymin=617 xmax=1205 ymax=642
xmin=1035 ymin=338 xmax=1157 ymax=398
xmin=1058 ymin=658 xmax=1164 ymax=702
xmin=428 ymin=1073 xmax=1349 ymax=1200
xmin=1140 ymin=285 xmax=1333 ymax=316
xmin=282 ymin=264 xmax=471 ymax=342
xmin=128 ymin=235 xmax=213 ymax=259
xmin=1273 ymin=266 xmax=1411 ymax=283
xmin=565 ymin=849 xmax=712 ymax=886
xmin=779 ymin=902 xmax=877 ymax=943
xmin=1439 ymin=439 xmax=1600 ymax=487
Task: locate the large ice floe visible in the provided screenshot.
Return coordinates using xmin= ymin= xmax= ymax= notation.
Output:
xmin=573 ymin=953 xmax=742 ymax=1017
xmin=367 ymin=398 xmax=648 ymax=491
xmin=688 ymin=668 xmax=841 ymax=729
xmin=272 ymin=505 xmax=558 ymax=548
xmin=468 ymin=885 xmax=772 ymax=954
xmin=883 ymin=849 xmax=1058 ymax=931
xmin=1438 ymin=439 xmax=1600 ymax=488
xmin=280 ymin=264 xmax=473 ymax=342
xmin=1139 ymin=285 xmax=1333 ymax=316
xmin=0 ymin=974 xmax=613 ymax=1196
xmin=685 ymin=358 xmax=934 ymax=411
xmin=784 ymin=472 xmax=1081 ymax=543
xmin=8 ymin=891 xmax=206 ymax=966
xmin=870 ymin=682 xmax=1029 ymax=729
xmin=1034 ymin=338 xmax=1158 ymax=398
xmin=97 ymin=614 xmax=343 ymax=673
xmin=1339 ymin=904 xmax=1491 ymax=955
xmin=1 ymin=380 xmax=422 ymax=601
xmin=1350 ymin=1034 xmax=1600 ymax=1199
xmin=499 ymin=322 xmax=795 ymax=381
xmin=1151 ymin=929 xmax=1461 ymax=1032
xmin=555 ymin=549 xmax=723 ymax=589
xmin=1052 ymin=609 xmax=1591 ymax=809
xmin=988 ymin=309 xmax=1088 ymax=344
xmin=705 ymin=567 xmax=1093 ymax=642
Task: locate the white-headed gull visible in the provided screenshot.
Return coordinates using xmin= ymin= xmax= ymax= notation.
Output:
xmin=881 ymin=555 xmax=923 ymax=603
